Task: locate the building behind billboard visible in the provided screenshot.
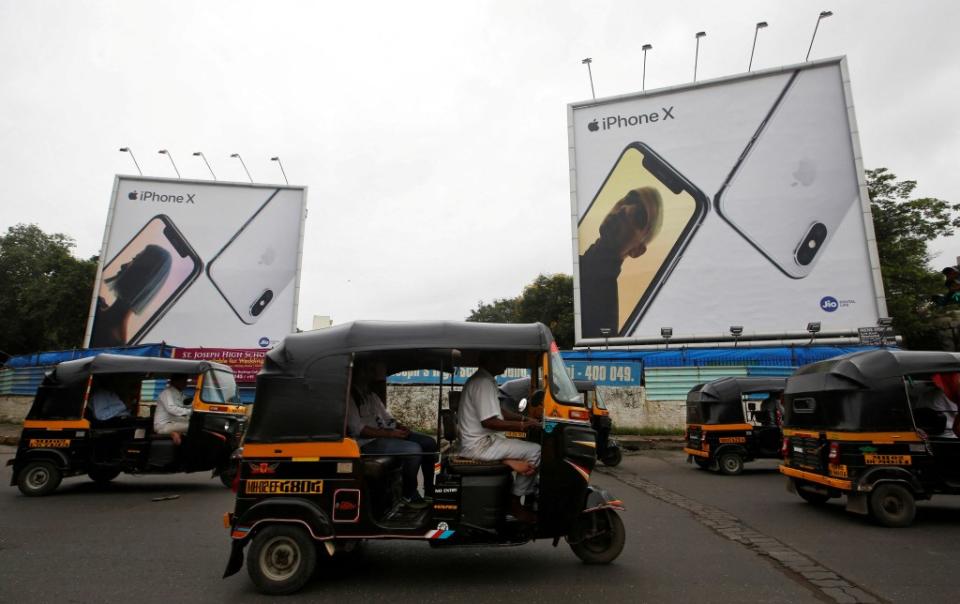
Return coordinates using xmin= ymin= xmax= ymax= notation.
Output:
xmin=569 ymin=57 xmax=885 ymax=346
xmin=84 ymin=176 xmax=307 ymax=349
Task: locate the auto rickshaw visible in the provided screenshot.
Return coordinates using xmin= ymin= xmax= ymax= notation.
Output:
xmin=8 ymin=354 xmax=246 ymax=496
xmin=500 ymin=377 xmax=621 ymax=466
xmin=779 ymin=349 xmax=960 ymax=527
xmin=222 ymin=321 xmax=626 ymax=595
xmin=683 ymin=376 xmax=787 ymax=475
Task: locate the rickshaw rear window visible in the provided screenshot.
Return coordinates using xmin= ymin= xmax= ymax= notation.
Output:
xmin=200 ymin=370 xmax=242 ymax=405
xmin=792 ymin=398 xmax=816 ymax=413
xmin=549 ymin=350 xmax=582 ymax=405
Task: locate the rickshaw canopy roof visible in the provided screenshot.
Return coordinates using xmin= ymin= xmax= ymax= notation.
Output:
xmin=687 ymin=377 xmax=787 ymax=404
xmin=790 ymin=349 xmax=960 ymax=390
xmin=263 ymin=321 xmax=555 ymax=377
xmin=47 ymin=354 xmax=231 ymax=386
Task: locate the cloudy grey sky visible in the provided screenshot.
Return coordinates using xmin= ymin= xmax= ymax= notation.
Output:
xmin=1 ymin=0 xmax=958 ymax=331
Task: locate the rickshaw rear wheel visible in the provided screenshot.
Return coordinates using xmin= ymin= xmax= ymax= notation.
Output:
xmin=869 ymin=483 xmax=916 ymax=528
xmin=601 ymin=447 xmax=622 ymax=467
xmin=569 ymin=510 xmax=625 ymax=564
xmin=717 ymin=452 xmax=744 ymax=476
xmin=247 ymin=525 xmax=317 ymax=595
xmin=88 ymin=466 xmax=121 ymax=484
xmin=18 ymin=460 xmax=62 ymax=497
xmin=794 ymin=480 xmax=830 ymax=505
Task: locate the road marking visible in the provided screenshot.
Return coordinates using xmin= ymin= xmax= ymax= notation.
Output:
xmin=598 ymin=466 xmax=887 ymax=604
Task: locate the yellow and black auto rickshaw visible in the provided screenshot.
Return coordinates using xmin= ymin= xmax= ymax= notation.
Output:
xmin=223 ymin=321 xmax=625 ymax=595
xmin=8 ymin=354 xmax=246 ymax=496
xmin=780 ymin=350 xmax=960 ymax=527
xmin=683 ymin=377 xmax=787 ymax=475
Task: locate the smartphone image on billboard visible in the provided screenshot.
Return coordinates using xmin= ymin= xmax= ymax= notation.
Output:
xmin=578 ymin=142 xmax=709 ymax=339
xmin=89 ymin=215 xmax=202 ymax=347
xmin=714 ymin=65 xmax=860 ymax=279
xmin=206 ymin=189 xmax=302 ymax=325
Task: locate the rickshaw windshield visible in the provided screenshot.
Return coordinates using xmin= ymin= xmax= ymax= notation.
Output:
xmin=549 ymin=350 xmax=582 ymax=405
xmin=200 ymin=369 xmax=242 ymax=405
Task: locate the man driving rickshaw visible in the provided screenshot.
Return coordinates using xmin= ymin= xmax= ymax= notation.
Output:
xmin=684 ymin=376 xmax=787 ymax=475
xmin=222 ymin=321 xmax=625 ymax=595
xmin=779 ymin=349 xmax=960 ymax=527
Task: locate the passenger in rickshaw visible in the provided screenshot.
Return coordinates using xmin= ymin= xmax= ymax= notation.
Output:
xmin=757 ymin=395 xmax=781 ymax=426
xmin=458 ymin=353 xmax=541 ymax=522
xmin=154 ymin=374 xmax=192 ymax=445
xmin=89 ymin=375 xmax=139 ymax=423
xmin=346 ymin=363 xmax=437 ymax=509
xmin=913 ymin=376 xmax=959 ymax=439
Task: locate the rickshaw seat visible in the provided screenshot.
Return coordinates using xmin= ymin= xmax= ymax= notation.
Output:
xmin=446 ymin=456 xmax=511 ymax=476
xmin=361 ymin=455 xmax=402 ymax=481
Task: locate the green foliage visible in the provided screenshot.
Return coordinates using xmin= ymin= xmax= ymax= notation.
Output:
xmin=467 ymin=273 xmax=574 ymax=348
xmin=867 ymin=168 xmax=960 ymax=349
xmin=0 ymin=224 xmax=98 ymax=357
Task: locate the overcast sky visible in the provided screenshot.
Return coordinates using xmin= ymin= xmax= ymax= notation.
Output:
xmin=2 ymin=0 xmax=958 ymax=331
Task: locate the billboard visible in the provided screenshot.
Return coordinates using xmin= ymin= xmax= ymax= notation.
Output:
xmin=569 ymin=57 xmax=886 ymax=345
xmin=84 ymin=177 xmax=307 ymax=349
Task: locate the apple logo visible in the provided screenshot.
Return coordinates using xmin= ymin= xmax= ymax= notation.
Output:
xmin=259 ymin=247 xmax=276 ymax=266
xmin=791 ymin=159 xmax=817 ymax=187
xmin=128 ymin=191 xmax=138 ymax=200
xmin=588 ymin=119 xmax=599 ymax=132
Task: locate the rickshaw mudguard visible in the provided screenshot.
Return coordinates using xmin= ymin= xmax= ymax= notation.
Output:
xmin=233 ymin=497 xmax=335 ymax=541
xmin=223 ymin=541 xmax=245 ymax=578
xmin=853 ymin=466 xmax=924 ymax=496
xmin=582 ymin=486 xmax=625 ymax=513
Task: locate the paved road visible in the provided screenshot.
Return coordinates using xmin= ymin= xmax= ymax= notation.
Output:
xmin=0 ymin=445 xmax=955 ymax=602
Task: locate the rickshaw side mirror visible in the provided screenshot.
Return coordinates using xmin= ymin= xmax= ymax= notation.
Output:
xmin=518 ymin=398 xmax=528 ymax=413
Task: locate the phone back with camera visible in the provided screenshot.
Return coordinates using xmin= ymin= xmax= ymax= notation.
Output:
xmin=206 ymin=190 xmax=303 ymax=325
xmin=715 ymin=65 xmax=859 ymax=279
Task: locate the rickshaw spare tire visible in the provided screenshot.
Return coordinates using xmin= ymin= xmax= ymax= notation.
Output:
xmin=88 ymin=466 xmax=121 ymax=484
xmin=794 ymin=480 xmax=830 ymax=505
xmin=717 ymin=452 xmax=744 ymax=476
xmin=569 ymin=510 xmax=626 ymax=564
xmin=601 ymin=447 xmax=622 ymax=467
xmin=247 ymin=525 xmax=317 ymax=595
xmin=18 ymin=460 xmax=62 ymax=497
xmin=869 ymin=483 xmax=916 ymax=528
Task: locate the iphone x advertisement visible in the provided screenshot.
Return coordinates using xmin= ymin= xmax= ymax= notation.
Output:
xmin=569 ymin=58 xmax=885 ymax=344
xmin=84 ymin=177 xmax=307 ymax=348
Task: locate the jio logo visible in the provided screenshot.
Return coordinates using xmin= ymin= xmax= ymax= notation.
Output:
xmin=820 ymin=296 xmax=839 ymax=312
xmin=258 ymin=337 xmax=271 ymax=348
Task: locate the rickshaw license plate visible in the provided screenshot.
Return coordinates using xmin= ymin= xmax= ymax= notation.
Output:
xmin=863 ymin=454 xmax=911 ymax=465
xmin=828 ymin=464 xmax=848 ymax=478
xmin=245 ymin=479 xmax=324 ymax=495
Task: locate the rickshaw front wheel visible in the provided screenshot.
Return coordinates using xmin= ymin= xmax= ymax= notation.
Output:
xmin=219 ymin=466 xmax=237 ymax=489
xmin=569 ymin=510 xmax=626 ymax=564
xmin=601 ymin=447 xmax=622 ymax=467
xmin=869 ymin=483 xmax=916 ymax=528
xmin=693 ymin=457 xmax=711 ymax=470
xmin=17 ymin=460 xmax=62 ymax=497
xmin=794 ymin=480 xmax=830 ymax=505
xmin=247 ymin=525 xmax=317 ymax=595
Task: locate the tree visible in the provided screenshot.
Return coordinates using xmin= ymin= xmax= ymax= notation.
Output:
xmin=467 ymin=273 xmax=574 ymax=348
xmin=0 ymin=224 xmax=98 ymax=357
xmin=867 ymin=168 xmax=960 ymax=349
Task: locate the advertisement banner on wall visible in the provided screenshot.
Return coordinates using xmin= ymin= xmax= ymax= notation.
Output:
xmin=84 ymin=177 xmax=307 ymax=349
xmin=569 ymin=57 xmax=885 ymax=345
xmin=172 ymin=348 xmax=267 ymax=383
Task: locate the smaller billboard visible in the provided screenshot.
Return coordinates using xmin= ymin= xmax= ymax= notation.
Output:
xmin=172 ymin=348 xmax=267 ymax=383
xmin=84 ymin=177 xmax=307 ymax=349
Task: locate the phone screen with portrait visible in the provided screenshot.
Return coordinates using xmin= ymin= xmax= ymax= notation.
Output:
xmin=578 ymin=143 xmax=707 ymax=338
xmin=90 ymin=215 xmax=202 ymax=346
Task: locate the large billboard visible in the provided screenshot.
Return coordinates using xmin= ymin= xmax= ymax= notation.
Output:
xmin=84 ymin=177 xmax=307 ymax=349
xmin=569 ymin=57 xmax=886 ymax=345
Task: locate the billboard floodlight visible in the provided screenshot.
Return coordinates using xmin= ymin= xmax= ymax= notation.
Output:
xmin=157 ymin=149 xmax=181 ymax=178
xmin=230 ymin=153 xmax=253 ymax=183
xmin=806 ymin=10 xmax=834 ymax=61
